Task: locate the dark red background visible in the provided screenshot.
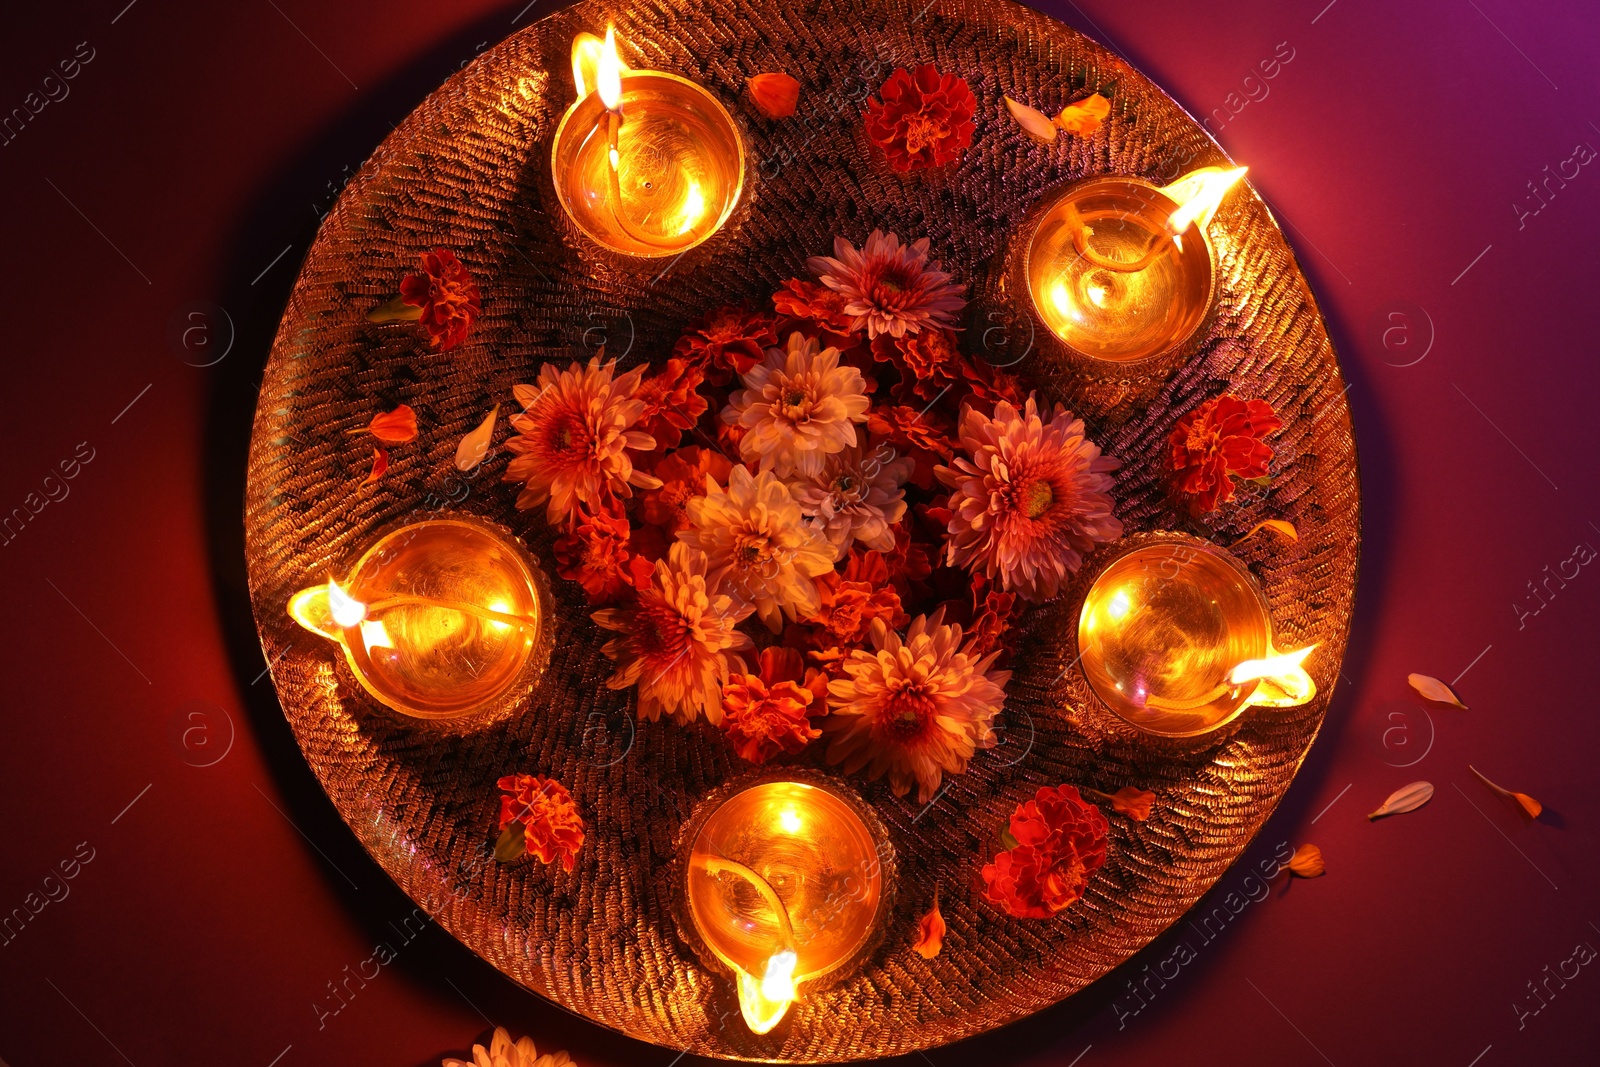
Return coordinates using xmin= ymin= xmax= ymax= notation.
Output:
xmin=2 ymin=1 xmax=1597 ymax=1064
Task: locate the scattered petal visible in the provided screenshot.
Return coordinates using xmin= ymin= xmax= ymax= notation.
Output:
xmin=1004 ymin=96 xmax=1057 ymax=142
xmin=455 ymin=405 xmax=498 ymax=471
xmin=748 ymin=72 xmax=801 ymax=118
xmin=365 ymin=293 xmax=423 ymax=324
xmin=1408 ymin=673 xmax=1467 ymax=709
xmin=913 ymin=885 xmax=945 ymax=959
xmin=1234 ymin=519 xmax=1298 ymax=546
xmin=1084 ymin=785 xmax=1154 ymax=821
xmin=1368 ymin=781 xmax=1434 ymax=820
xmin=362 ymin=446 xmax=389 ymax=485
xmin=1055 ymin=92 xmax=1111 ymax=136
xmin=1287 ymin=843 xmax=1325 ymax=878
xmin=1469 ymin=765 xmax=1542 ymax=819
xmin=353 ymin=404 xmax=419 ymax=444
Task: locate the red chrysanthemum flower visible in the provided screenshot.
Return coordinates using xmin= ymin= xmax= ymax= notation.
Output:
xmin=496 ymin=774 xmax=586 ymax=872
xmin=865 ymin=64 xmax=977 ymax=173
xmin=635 ymin=358 xmax=710 ymax=453
xmin=981 ymin=784 xmax=1108 ymax=918
xmin=638 ymin=446 xmax=735 ymax=532
xmin=399 ymin=249 xmax=482 ymax=351
xmin=672 ymin=303 xmax=778 ymax=384
xmin=552 ymin=506 xmax=651 ymax=604
xmin=871 ymin=327 xmax=964 ymax=402
xmin=1167 ymin=394 xmax=1284 ymax=515
xmin=720 ymin=647 xmax=828 ymax=764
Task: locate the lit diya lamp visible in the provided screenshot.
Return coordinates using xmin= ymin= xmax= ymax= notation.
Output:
xmin=550 ymin=26 xmax=744 ymax=258
xmin=1019 ymin=166 xmax=1249 ymax=365
xmin=686 ymin=781 xmax=886 ymax=1034
xmin=1076 ymin=536 xmax=1317 ymax=737
xmin=287 ymin=517 xmax=546 ymax=719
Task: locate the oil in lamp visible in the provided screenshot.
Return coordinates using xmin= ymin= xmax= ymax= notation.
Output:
xmin=550 ymin=27 xmax=744 ymax=258
xmin=287 ymin=516 xmax=546 ymax=719
xmin=1076 ymin=536 xmax=1316 ymax=737
xmin=686 ymin=781 xmax=885 ymax=1034
xmin=1019 ymin=166 xmax=1249 ymax=365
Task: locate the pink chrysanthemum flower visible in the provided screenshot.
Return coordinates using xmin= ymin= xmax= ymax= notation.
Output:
xmin=504 ymin=356 xmax=661 ymax=524
xmin=936 ymin=397 xmax=1122 ymax=602
xmin=806 ymin=230 xmax=967 ymax=339
xmin=679 ymin=464 xmax=839 ymax=632
xmin=825 ymin=609 xmax=1010 ymax=803
xmin=722 ymin=331 xmax=871 ymax=479
xmin=591 ymin=542 xmax=754 ymax=725
xmin=788 ymin=439 xmax=912 ymax=554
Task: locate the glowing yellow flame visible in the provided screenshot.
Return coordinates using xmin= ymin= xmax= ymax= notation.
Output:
xmin=737 ymin=949 xmax=798 ymax=1034
xmin=675 ymin=180 xmax=706 ymax=235
xmin=777 ymin=807 xmax=803 ymax=834
xmin=1229 ymin=643 xmax=1318 ymax=707
xmin=327 ymin=580 xmax=367 ymax=628
xmin=359 ymin=619 xmax=393 ymax=652
xmin=597 ymin=26 xmax=624 ymax=112
xmin=1162 ymin=165 xmax=1249 ymax=236
xmin=571 ymin=30 xmax=631 ymax=99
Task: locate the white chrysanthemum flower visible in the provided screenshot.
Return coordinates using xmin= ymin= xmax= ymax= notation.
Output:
xmin=679 ymin=464 xmax=838 ymax=632
xmin=722 ymin=331 xmax=870 ymax=479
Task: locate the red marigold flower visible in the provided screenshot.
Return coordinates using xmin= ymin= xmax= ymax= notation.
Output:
xmin=982 ymin=785 xmax=1108 ymax=918
xmin=1167 ymin=394 xmax=1283 ymax=515
xmin=865 ymin=65 xmax=977 ymax=173
xmin=802 ymin=551 xmax=909 ymax=648
xmin=866 ymin=404 xmax=957 ymax=490
xmin=399 ymin=249 xmax=481 ymax=351
xmin=496 ymin=774 xmax=585 ymax=872
xmin=959 ymin=355 xmax=1027 ymax=413
xmin=552 ymin=506 xmax=647 ymax=604
xmin=883 ymin=521 xmax=935 ymax=600
xmin=773 ymin=278 xmax=861 ymax=349
xmin=871 ymin=327 xmax=964 ymax=402
xmin=720 ymin=646 xmax=827 ymax=764
xmin=672 ymin=303 xmax=778 ymax=384
xmin=635 ymin=358 xmax=709 ymax=453
xmin=638 ymin=446 xmax=734 ymax=532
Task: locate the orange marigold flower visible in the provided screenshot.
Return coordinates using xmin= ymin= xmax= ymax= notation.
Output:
xmin=552 ymin=506 xmax=651 ymax=604
xmin=982 ymin=785 xmax=1108 ymax=918
xmin=865 ymin=65 xmax=977 ymax=173
xmin=968 ymin=587 xmax=1020 ymax=658
xmin=635 ymin=358 xmax=709 ymax=453
xmin=673 ymin=303 xmax=778 ymax=384
xmin=399 ymin=249 xmax=481 ymax=351
xmin=913 ymin=885 xmax=946 ymax=959
xmin=871 ymin=327 xmax=964 ymax=402
xmin=747 ymin=72 xmax=801 ymax=118
xmin=639 ymin=446 xmax=735 ymax=532
xmin=1167 ymin=393 xmax=1283 ymax=515
xmin=720 ymin=647 xmax=827 ymax=764
xmin=803 ymin=551 xmax=908 ymax=647
xmin=496 ymin=774 xmax=585 ymax=872
xmin=360 ymin=404 xmax=419 ymax=444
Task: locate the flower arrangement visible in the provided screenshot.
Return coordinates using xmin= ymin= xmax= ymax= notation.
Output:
xmin=503 ymin=232 xmax=1125 ymax=806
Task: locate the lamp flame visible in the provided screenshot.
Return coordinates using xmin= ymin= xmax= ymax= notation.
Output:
xmin=737 ymin=949 xmax=798 ymax=1034
xmin=1162 ymin=166 xmax=1249 ymax=236
xmin=597 ymin=26 xmax=624 ymax=112
xmin=1229 ymin=643 xmax=1318 ymax=707
xmin=570 ymin=29 xmax=630 ymax=101
xmin=327 ymin=580 xmax=367 ymax=628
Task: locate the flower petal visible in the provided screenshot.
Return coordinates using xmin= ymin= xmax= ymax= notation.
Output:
xmin=1287 ymin=843 xmax=1325 ymax=878
xmin=1367 ymin=781 xmax=1434 ymax=820
xmin=1003 ymin=96 xmax=1057 ymax=142
xmin=913 ymin=887 xmax=946 ymax=959
xmin=1233 ymin=519 xmax=1298 ymax=546
xmin=748 ymin=72 xmax=801 ymax=118
xmin=455 ymin=405 xmax=498 ymax=471
xmin=1408 ymin=673 xmax=1467 ymax=709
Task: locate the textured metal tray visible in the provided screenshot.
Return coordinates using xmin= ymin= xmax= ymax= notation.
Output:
xmin=243 ymin=0 xmax=1359 ymax=1060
